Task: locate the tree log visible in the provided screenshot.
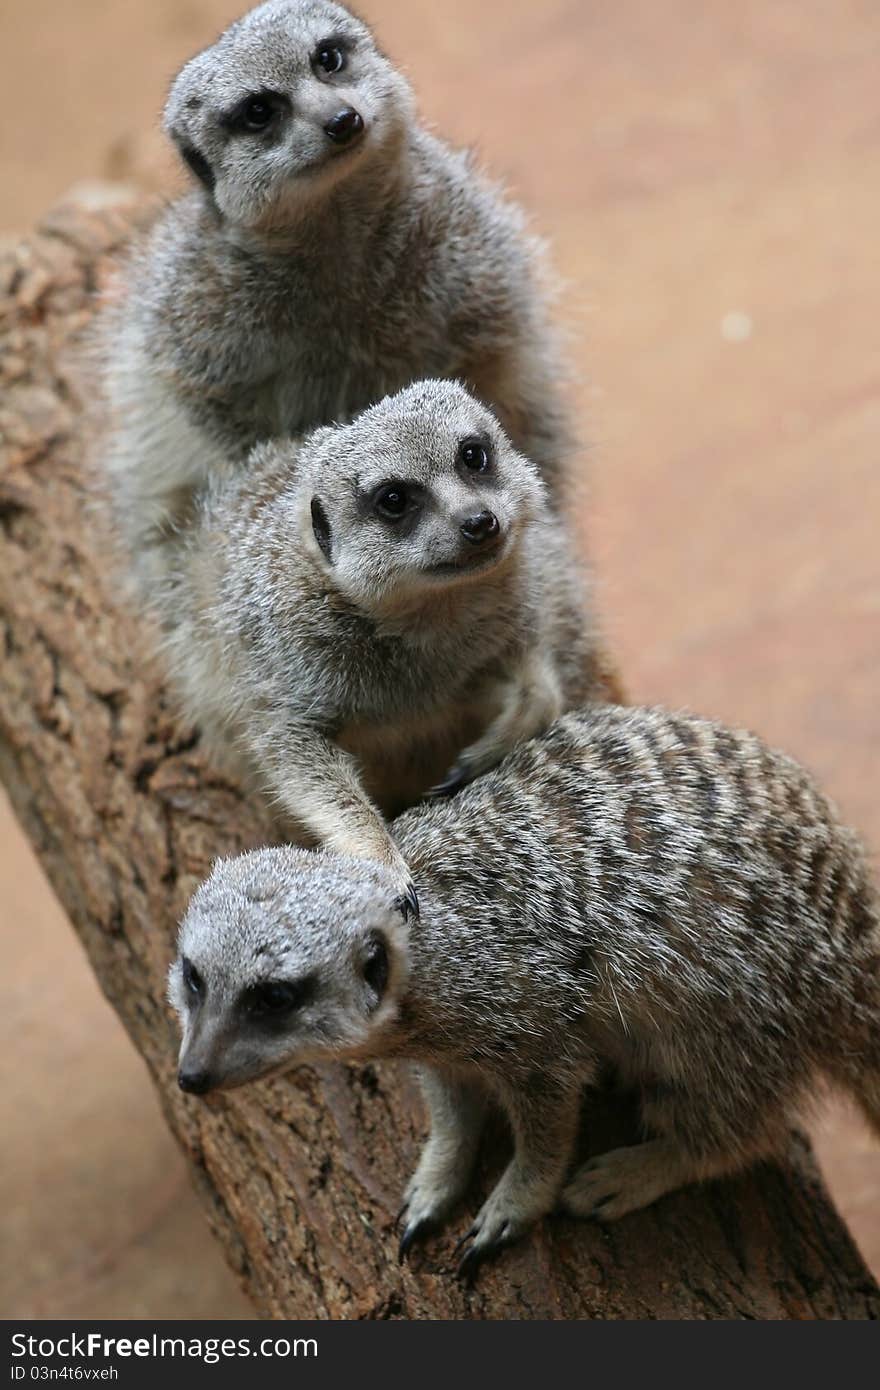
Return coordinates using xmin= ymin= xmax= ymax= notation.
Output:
xmin=1 ymin=190 xmax=878 ymax=1320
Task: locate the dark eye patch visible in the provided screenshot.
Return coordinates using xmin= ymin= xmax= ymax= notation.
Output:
xmin=458 ymin=436 xmax=492 ymax=473
xmin=366 ymin=479 xmax=425 ymax=524
xmin=311 ymin=34 xmax=350 ymax=76
xmin=240 ymin=975 xmax=316 ymax=1023
xmin=374 ymin=484 xmax=408 ymax=519
xmin=221 ymin=90 xmax=290 ymax=135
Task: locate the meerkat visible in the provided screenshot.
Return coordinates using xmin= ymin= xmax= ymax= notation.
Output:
xmin=102 ymin=0 xmax=575 ymax=598
xmin=164 ymin=379 xmax=601 ymax=912
xmin=170 ymin=703 xmax=880 ymax=1276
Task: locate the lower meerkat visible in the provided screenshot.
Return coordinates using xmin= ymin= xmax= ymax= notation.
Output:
xmin=165 ymin=380 xmax=602 ymax=909
xmin=171 ymin=704 xmax=880 ymax=1275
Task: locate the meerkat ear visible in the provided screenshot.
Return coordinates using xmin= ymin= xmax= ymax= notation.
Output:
xmin=165 ymin=56 xmax=216 ymax=197
xmin=176 ymin=140 xmax=216 ymax=194
xmin=310 ymin=497 xmax=334 ymax=563
xmin=362 ymin=933 xmax=389 ymax=1007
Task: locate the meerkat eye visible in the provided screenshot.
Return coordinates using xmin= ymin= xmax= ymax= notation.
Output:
xmin=458 ymin=438 xmax=491 ymax=473
xmin=224 ymin=93 xmax=284 ymax=134
xmin=313 ymin=42 xmax=346 ymax=75
xmin=244 ymin=978 xmax=314 ymax=1019
xmin=242 ymin=97 xmax=274 ymax=130
xmin=182 ymin=957 xmax=204 ymax=1000
xmin=363 ymin=936 xmax=389 ymax=1002
xmin=373 ymin=483 xmax=411 ymax=520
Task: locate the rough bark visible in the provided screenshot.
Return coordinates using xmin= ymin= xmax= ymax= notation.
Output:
xmin=1 ymin=189 xmax=877 ymax=1320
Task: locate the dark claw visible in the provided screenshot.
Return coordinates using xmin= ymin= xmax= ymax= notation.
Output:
xmin=395 ymin=1202 xmax=410 ymax=1230
xmin=427 ymin=764 xmax=468 ymax=798
xmin=452 ymin=1223 xmax=478 ymax=1255
xmin=457 ymin=1247 xmax=478 ymax=1284
xmin=398 ymin=1219 xmax=433 ymax=1263
xmin=456 ymin=1244 xmax=488 ymax=1286
xmin=589 ymin=1194 xmax=615 ymax=1218
xmin=394 ymin=883 xmax=420 ymax=921
xmin=455 ymin=1223 xmax=513 ymax=1283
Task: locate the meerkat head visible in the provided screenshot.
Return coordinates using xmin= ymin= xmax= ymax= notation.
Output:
xmin=163 ymin=0 xmax=414 ymax=228
xmin=296 ymin=379 xmax=545 ymax=615
xmin=169 ymin=848 xmax=410 ymax=1095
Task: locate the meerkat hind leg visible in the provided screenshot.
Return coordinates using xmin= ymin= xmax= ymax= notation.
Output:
xmin=562 ymin=1138 xmax=736 ymax=1222
xmin=399 ymin=1069 xmax=489 ymax=1260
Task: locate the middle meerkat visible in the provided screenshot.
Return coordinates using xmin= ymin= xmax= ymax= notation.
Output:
xmin=166 ymin=380 xmax=603 ymax=909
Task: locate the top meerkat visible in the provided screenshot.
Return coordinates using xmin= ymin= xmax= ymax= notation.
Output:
xmin=103 ymin=0 xmax=575 ymax=595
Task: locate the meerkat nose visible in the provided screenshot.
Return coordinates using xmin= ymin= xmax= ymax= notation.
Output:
xmin=459 ymin=510 xmax=500 ymax=545
xmin=178 ymin=1067 xmax=213 ymax=1095
xmin=324 ymin=107 xmax=365 ymax=145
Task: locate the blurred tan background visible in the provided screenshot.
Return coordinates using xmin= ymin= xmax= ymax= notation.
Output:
xmin=1 ymin=0 xmax=878 ymax=1318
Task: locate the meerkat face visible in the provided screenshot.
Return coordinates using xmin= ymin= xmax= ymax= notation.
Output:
xmin=300 ymin=380 xmax=545 ymax=615
xmin=164 ymin=0 xmax=415 ymax=228
xmin=169 ymin=849 xmax=410 ymax=1095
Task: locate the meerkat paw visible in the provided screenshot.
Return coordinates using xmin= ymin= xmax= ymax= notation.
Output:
xmin=429 ymin=666 xmax=563 ymax=799
xmin=427 ymin=746 xmax=502 ymax=797
xmin=561 ymin=1141 xmax=687 ymax=1221
xmin=427 ymin=761 xmax=470 ymax=798
xmin=398 ymin=1147 xmax=471 ymax=1261
xmin=343 ymin=841 xmax=418 ymax=918
xmin=334 ymin=851 xmax=418 ymax=917
xmin=377 ymin=848 xmax=419 ymax=919
xmin=454 ymin=1172 xmax=555 ymax=1282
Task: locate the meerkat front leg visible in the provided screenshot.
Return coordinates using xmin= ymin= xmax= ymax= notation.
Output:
xmin=251 ymin=722 xmax=419 ymax=917
xmin=431 ymin=650 xmax=563 ymax=795
xmin=455 ymin=1073 xmax=584 ymax=1280
xmin=399 ymin=1067 xmax=489 ymax=1260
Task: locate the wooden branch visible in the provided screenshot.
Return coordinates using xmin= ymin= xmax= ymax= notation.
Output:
xmin=1 ymin=189 xmax=877 ymax=1320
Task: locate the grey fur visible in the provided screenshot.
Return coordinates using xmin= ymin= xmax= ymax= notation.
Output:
xmin=102 ymin=0 xmax=574 ymax=599
xmin=164 ymin=379 xmax=601 ymax=903
xmin=170 ymin=703 xmax=880 ymax=1270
